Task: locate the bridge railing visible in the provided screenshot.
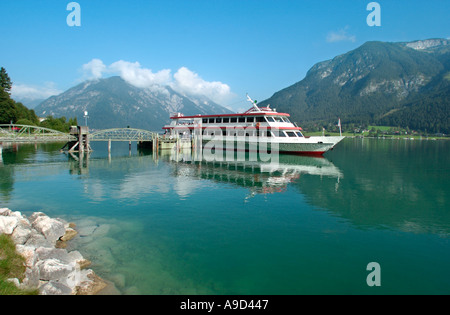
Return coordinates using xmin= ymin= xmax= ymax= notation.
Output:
xmin=0 ymin=124 xmax=77 ymax=142
xmin=1 ymin=125 xmax=161 ymax=144
xmin=89 ymin=128 xmax=158 ymax=142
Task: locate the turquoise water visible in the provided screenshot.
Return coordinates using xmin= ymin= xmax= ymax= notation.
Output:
xmin=0 ymin=138 xmax=449 ymax=294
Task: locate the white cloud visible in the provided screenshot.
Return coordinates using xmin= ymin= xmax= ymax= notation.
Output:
xmin=80 ymin=59 xmax=234 ymax=104
xmin=109 ymin=60 xmax=172 ymax=88
xmin=11 ymin=82 xmax=63 ymax=101
xmin=82 ymin=58 xmax=106 ymax=80
xmin=171 ymin=67 xmax=233 ymax=104
xmin=326 ymin=27 xmax=356 ymax=43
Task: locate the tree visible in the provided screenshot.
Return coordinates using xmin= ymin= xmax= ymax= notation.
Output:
xmin=40 ymin=115 xmax=76 ymax=132
xmin=0 ymin=67 xmax=12 ymax=94
xmin=0 ymin=87 xmax=17 ymax=123
xmin=14 ymin=101 xmax=39 ymax=124
xmin=0 ymin=69 xmax=73 ymax=129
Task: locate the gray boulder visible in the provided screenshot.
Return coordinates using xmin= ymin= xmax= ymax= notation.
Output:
xmin=0 ymin=216 xmax=19 ymax=235
xmin=32 ymin=215 xmax=66 ymax=244
xmin=37 ymin=258 xmax=75 ymax=281
xmin=39 ymin=281 xmax=73 ymax=295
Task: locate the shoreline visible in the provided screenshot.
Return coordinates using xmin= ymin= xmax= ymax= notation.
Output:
xmin=0 ymin=208 xmax=109 ymax=295
xmin=303 ymin=133 xmax=450 ymax=140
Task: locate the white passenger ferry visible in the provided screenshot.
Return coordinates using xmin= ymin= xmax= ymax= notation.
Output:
xmin=163 ymin=95 xmax=345 ymax=156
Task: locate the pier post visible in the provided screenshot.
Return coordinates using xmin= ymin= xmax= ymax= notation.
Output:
xmin=80 ymin=132 xmax=84 ymax=153
xmin=153 ymin=135 xmax=159 ymax=152
xmin=67 ymin=126 xmax=92 ymax=153
xmin=86 ymin=131 xmax=91 ymax=152
xmin=0 ymin=143 xmax=3 ymax=165
xmin=108 ymin=139 xmax=111 ymax=153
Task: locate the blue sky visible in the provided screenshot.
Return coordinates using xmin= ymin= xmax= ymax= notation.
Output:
xmin=1 ymin=0 xmax=449 ymax=111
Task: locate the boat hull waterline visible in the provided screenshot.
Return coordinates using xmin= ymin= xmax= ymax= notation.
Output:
xmin=196 ymin=136 xmax=344 ymax=156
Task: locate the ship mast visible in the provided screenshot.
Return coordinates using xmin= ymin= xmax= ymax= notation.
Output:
xmin=246 ymin=94 xmax=262 ymax=112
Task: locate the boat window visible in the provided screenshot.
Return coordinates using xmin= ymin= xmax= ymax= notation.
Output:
xmin=266 ymin=117 xmax=275 ymax=123
xmin=223 ymin=118 xmax=230 ymax=123
xmin=238 ymin=117 xmax=246 ymax=123
xmin=216 ymin=118 xmax=222 ymax=123
xmin=296 ymin=131 xmax=303 ymax=137
xmin=202 ymin=119 xmax=208 ymax=124
xmin=209 ymin=118 xmax=215 ymax=123
xmin=256 ymin=116 xmax=265 ymax=123
xmin=247 ymin=117 xmax=254 ymax=123
xmin=222 ymin=130 xmax=227 ymax=136
xmin=274 ymin=117 xmax=284 ymax=123
xmin=286 ymin=131 xmax=297 ymax=137
xmin=230 ymin=117 xmax=237 ymax=123
xmin=278 ymin=131 xmax=287 ymax=137
xmin=267 ymin=131 xmax=273 ymax=137
xmin=237 ymin=130 xmax=245 ymax=137
xmin=282 ymin=117 xmax=291 ymax=123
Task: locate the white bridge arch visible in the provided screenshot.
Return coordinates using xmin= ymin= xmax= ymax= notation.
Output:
xmin=89 ymin=128 xmax=158 ymax=142
xmin=0 ymin=124 xmax=76 ymax=142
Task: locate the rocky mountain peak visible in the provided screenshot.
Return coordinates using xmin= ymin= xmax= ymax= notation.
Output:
xmin=35 ymin=76 xmax=233 ymax=131
xmin=404 ymin=38 xmax=449 ymax=51
xmin=258 ymin=38 xmax=450 ymax=133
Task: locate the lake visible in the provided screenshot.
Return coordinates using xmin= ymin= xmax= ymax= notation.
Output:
xmin=0 ymin=138 xmax=449 ymax=294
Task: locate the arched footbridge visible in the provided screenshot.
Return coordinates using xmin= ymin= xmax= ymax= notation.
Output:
xmin=0 ymin=124 xmax=76 ymax=142
xmin=0 ymin=124 xmax=159 ymax=143
xmin=89 ymin=128 xmax=158 ymax=142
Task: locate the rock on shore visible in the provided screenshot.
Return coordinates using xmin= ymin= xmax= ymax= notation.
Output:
xmin=0 ymin=208 xmax=107 ymax=295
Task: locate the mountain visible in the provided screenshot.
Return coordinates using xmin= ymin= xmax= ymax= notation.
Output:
xmin=35 ymin=76 xmax=233 ymax=131
xmin=259 ymin=39 xmax=450 ymax=133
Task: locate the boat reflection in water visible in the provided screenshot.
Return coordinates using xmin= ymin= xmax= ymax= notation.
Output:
xmin=158 ymin=147 xmax=343 ymax=196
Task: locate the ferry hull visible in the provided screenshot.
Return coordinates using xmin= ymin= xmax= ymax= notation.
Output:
xmin=200 ymin=136 xmax=345 ymax=156
xmin=278 ymin=136 xmax=344 ymax=155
